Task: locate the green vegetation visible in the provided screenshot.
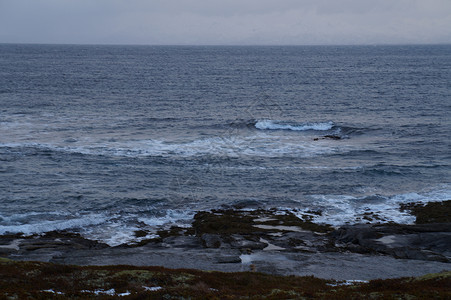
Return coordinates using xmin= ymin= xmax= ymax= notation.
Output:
xmin=0 ymin=258 xmax=449 ymax=299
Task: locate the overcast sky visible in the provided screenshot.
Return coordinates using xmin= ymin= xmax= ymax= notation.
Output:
xmin=1 ymin=0 xmax=450 ymax=45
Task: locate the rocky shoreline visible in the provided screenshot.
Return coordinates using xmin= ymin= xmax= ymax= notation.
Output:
xmin=1 ymin=201 xmax=450 ymax=281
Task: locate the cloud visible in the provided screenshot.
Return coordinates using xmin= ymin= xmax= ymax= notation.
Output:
xmin=0 ymin=0 xmax=450 ymax=44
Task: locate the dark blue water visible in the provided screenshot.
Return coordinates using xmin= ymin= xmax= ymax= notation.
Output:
xmin=1 ymin=44 xmax=450 ymax=245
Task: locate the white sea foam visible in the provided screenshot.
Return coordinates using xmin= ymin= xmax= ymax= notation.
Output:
xmin=82 ymin=222 xmax=157 ymax=247
xmin=143 ymin=286 xmax=163 ymax=292
xmin=214 ymin=165 xmax=365 ymax=171
xmin=0 ymin=211 xmax=72 ymax=224
xmin=137 ymin=209 xmax=194 ymax=227
xmin=0 ymin=213 xmax=107 ymax=235
xmin=42 ymin=289 xmax=65 ymax=295
xmin=81 ymin=289 xmax=117 ymax=296
xmin=255 ymin=120 xmax=334 ymax=131
xmin=390 ymin=188 xmax=451 ymax=203
xmin=125 ymin=134 xmax=349 ymax=158
xmin=1 ymin=189 xmax=448 ymax=246
xmin=1 ymin=133 xmax=354 ymax=158
xmin=0 ymin=208 xmax=195 ymax=246
xmin=327 ymin=280 xmax=369 ymax=287
xmin=293 ymin=188 xmax=451 ymax=226
xmin=79 ymin=210 xmax=194 ymax=246
xmin=0 ymin=116 xmax=350 ymax=159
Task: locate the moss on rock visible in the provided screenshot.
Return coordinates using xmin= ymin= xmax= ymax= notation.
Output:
xmin=401 ymin=200 xmax=451 ymax=224
xmin=191 ymin=209 xmax=332 ymax=237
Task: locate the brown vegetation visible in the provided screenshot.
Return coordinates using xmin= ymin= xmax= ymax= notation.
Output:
xmin=0 ymin=258 xmax=450 ymax=299
xmin=192 ymin=208 xmax=332 ymax=236
xmin=401 ymin=200 xmax=451 ymax=224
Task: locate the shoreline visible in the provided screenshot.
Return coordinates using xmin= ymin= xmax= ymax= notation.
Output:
xmin=1 ymin=201 xmax=449 ymax=281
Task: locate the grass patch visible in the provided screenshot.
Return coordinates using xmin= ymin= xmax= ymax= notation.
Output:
xmin=1 ymin=256 xmax=450 ymax=299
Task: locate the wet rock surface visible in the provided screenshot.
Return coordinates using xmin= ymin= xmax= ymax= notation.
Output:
xmin=332 ymin=223 xmax=451 ymax=262
xmin=1 ymin=201 xmax=450 ymax=280
xmin=313 ymin=135 xmax=342 ymax=141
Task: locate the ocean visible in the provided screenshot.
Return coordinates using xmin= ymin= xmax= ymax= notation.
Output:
xmin=0 ymin=44 xmax=450 ymax=246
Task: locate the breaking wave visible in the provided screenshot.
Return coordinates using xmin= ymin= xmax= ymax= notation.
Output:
xmin=0 ymin=133 xmax=353 ymax=158
xmin=255 ymin=120 xmax=334 ymax=131
xmin=0 ymin=209 xmax=194 ymax=246
xmin=0 ymin=213 xmax=107 ymax=236
xmin=293 ymin=187 xmax=451 ymax=226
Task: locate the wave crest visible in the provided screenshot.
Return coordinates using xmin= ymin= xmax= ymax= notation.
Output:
xmin=255 ymin=120 xmax=334 ymax=131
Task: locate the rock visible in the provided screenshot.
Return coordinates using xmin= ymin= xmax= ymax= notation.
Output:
xmin=331 ymin=224 xmax=379 ymax=245
xmin=313 ymin=135 xmax=342 ymax=141
xmin=216 ymin=255 xmax=242 ymax=264
xmin=323 ymin=135 xmax=342 ymax=140
xmin=160 ymin=236 xmax=203 ymax=248
xmin=231 ymin=200 xmax=262 ymax=209
xmin=1 ymin=208 xmax=450 ymax=279
xmin=330 ymin=223 xmax=451 ymax=262
xmin=0 ymin=248 xmax=16 ymax=255
xmin=266 ymin=231 xmax=329 ymax=252
xmin=387 ymin=248 xmax=449 ymax=263
xmin=201 ymin=234 xmax=223 ymax=248
xmin=229 ymin=235 xmax=267 ymax=250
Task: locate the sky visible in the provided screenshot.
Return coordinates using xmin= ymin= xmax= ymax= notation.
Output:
xmin=0 ymin=0 xmax=450 ymax=45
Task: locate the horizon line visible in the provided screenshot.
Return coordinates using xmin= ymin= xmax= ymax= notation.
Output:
xmin=1 ymin=42 xmax=450 ymax=47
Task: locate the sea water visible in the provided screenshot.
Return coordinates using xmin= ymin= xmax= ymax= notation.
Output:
xmin=0 ymin=44 xmax=450 ymax=245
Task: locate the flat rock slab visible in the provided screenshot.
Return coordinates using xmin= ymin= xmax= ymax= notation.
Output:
xmin=1 ymin=207 xmax=450 ymax=280
xmin=7 ymin=245 xmax=450 ymax=281
xmin=332 ymin=223 xmax=451 ymax=262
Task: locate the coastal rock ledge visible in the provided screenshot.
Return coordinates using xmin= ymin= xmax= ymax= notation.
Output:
xmin=0 ymin=201 xmax=450 ymax=280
